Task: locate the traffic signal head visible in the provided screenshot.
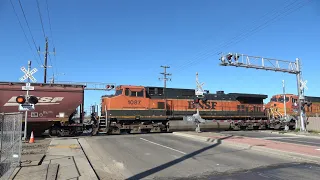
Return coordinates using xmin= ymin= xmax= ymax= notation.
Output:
xmin=106 ymin=84 xmax=115 ymax=90
xmin=234 ymin=54 xmax=240 ymax=61
xmin=194 ymin=98 xmax=200 ymax=104
xmin=28 ymin=96 xmax=38 ymax=104
xmin=220 ymin=56 xmax=226 ymax=63
xmin=16 ymin=96 xmax=26 ymax=104
xmin=226 ymin=53 xmax=233 ymax=63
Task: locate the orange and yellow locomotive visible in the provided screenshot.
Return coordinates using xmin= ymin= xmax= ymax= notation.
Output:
xmin=101 ymin=85 xmax=268 ymax=134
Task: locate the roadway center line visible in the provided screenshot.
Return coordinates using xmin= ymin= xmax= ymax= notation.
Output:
xmin=140 ymin=138 xmax=187 ymax=155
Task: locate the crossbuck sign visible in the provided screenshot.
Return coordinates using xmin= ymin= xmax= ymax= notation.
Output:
xmin=19 ymin=66 xmax=37 ymax=82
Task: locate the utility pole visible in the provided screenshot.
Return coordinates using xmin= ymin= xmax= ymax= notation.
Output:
xmin=159 ymin=66 xmax=171 ymax=113
xmin=38 ymin=37 xmax=55 ymax=83
xmin=159 ymin=66 xmax=171 ymax=89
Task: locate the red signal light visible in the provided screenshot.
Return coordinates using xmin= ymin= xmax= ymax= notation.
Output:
xmin=226 ymin=54 xmax=232 ymax=60
xmin=194 ymin=98 xmax=200 ymax=104
xmin=106 ymin=84 xmax=115 ymax=90
xmin=16 ymin=96 xmax=26 ymax=104
xmin=226 ymin=53 xmax=233 ymax=63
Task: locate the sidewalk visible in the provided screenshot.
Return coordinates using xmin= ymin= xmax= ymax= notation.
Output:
xmin=173 ymin=131 xmax=320 ymax=163
xmin=259 ymin=130 xmax=320 ymax=139
xmin=10 ymin=138 xmax=98 ymax=180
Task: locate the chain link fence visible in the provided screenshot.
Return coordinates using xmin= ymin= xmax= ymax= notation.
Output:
xmin=0 ymin=113 xmax=23 ymax=180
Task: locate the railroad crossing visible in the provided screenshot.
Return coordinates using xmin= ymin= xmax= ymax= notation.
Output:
xmin=19 ymin=61 xmax=38 ymax=140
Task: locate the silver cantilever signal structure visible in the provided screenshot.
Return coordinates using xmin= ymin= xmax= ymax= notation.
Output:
xmin=219 ymin=53 xmax=307 ymax=132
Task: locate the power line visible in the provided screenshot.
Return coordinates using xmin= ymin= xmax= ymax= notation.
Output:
xmin=17 ymin=0 xmax=43 ymax=66
xmin=175 ymin=0 xmax=310 ymax=72
xmin=45 ymin=0 xmax=58 ymax=76
xmin=173 ymin=0 xmax=312 ymax=73
xmin=168 ymin=0 xmax=294 ymax=70
xmin=45 ymin=0 xmax=55 ymax=47
xmin=36 ymin=0 xmax=46 ymax=38
xmin=9 ymin=0 xmax=40 ymax=66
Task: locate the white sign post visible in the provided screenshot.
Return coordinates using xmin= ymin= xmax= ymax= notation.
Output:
xmin=19 ymin=61 xmax=37 ymax=141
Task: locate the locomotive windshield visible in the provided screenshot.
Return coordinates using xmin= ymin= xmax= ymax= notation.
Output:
xmin=115 ymin=89 xmax=123 ymax=96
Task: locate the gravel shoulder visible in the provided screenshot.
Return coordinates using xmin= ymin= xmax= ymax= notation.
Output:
xmin=21 ymin=138 xmax=52 ymax=155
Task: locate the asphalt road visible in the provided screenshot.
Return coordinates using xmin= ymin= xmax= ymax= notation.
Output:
xmin=218 ymin=131 xmax=320 ymax=147
xmin=84 ymin=133 xmax=320 ymax=180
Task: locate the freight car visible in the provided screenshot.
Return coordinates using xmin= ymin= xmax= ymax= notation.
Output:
xmin=98 ymin=85 xmax=282 ymax=134
xmin=0 ymin=82 xmax=87 ymax=137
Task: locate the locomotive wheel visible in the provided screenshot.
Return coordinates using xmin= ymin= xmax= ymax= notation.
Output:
xmin=111 ymin=127 xmax=121 ymax=134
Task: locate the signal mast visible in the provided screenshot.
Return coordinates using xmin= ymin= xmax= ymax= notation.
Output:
xmin=219 ymin=52 xmax=309 ymax=131
xmin=193 ymin=72 xmax=206 ymax=132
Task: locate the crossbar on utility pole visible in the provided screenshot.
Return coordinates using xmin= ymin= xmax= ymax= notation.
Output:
xmin=159 ymin=66 xmax=172 ymax=113
xmin=219 ymin=53 xmax=307 ymax=131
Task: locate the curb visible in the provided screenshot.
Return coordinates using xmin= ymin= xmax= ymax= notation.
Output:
xmin=76 ymin=139 xmax=100 ymax=180
xmin=78 ymin=138 xmax=124 ymax=180
xmin=172 ymin=132 xmax=320 ymax=164
xmin=258 ymin=131 xmax=320 ymax=139
xmin=9 ymin=167 xmax=21 ymax=180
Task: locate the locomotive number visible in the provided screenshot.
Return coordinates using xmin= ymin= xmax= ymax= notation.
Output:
xmin=128 ymin=100 xmax=141 ymax=105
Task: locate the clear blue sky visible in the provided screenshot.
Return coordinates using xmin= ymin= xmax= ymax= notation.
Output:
xmin=1 ymin=0 xmax=320 ymax=110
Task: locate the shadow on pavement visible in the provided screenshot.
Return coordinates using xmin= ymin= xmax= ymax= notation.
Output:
xmin=126 ymin=135 xmax=233 ymax=180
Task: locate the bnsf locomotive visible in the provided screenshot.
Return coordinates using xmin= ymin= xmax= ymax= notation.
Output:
xmin=100 ymin=85 xmax=273 ymax=134
xmin=265 ymin=94 xmax=320 ymax=119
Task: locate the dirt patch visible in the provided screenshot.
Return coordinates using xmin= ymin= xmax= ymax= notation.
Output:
xmin=21 ymin=138 xmax=52 ymax=155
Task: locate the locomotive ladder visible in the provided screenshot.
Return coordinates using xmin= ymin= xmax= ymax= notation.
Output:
xmin=270 ymin=107 xmax=283 ymax=119
xmin=97 ymin=116 xmax=108 ymax=134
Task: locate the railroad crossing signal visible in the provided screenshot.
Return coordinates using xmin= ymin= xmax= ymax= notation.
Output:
xmin=300 ymin=80 xmax=308 ymax=91
xmin=16 ymin=95 xmax=38 ymax=111
xmin=106 ymin=84 xmax=115 ymax=90
xmin=19 ymin=66 xmax=38 ymax=82
xmin=22 ymin=83 xmax=35 ymax=90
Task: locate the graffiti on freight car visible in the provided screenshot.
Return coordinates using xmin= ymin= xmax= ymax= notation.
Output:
xmin=128 ymin=100 xmax=141 ymax=105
